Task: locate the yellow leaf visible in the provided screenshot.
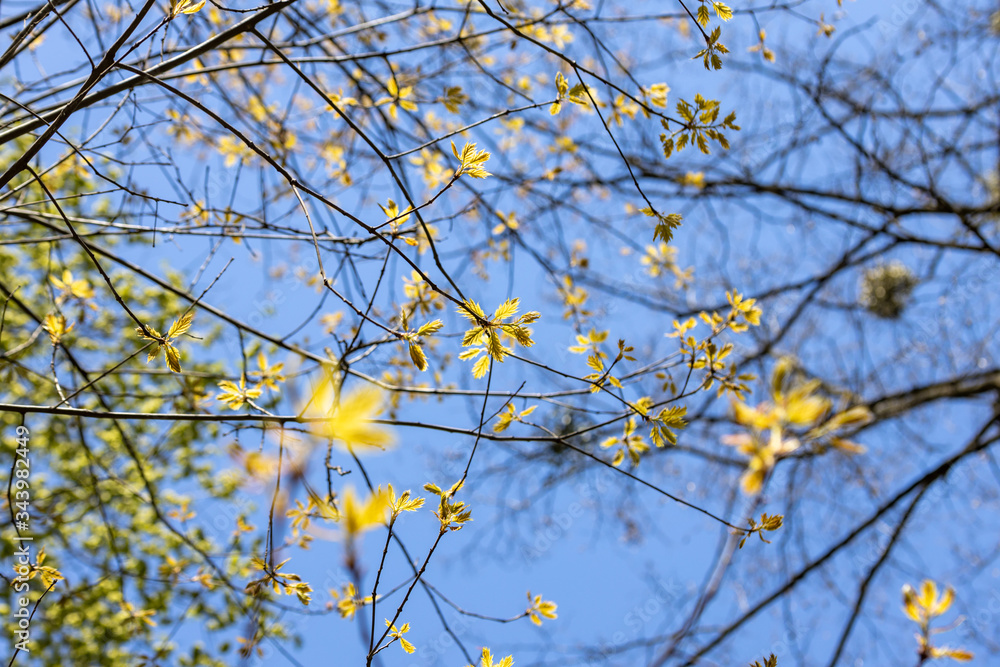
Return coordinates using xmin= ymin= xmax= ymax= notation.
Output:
xmin=136 ymin=323 xmax=162 ymax=341
xmin=43 ymin=312 xmax=72 ymax=345
xmin=338 ymin=486 xmax=389 ymax=536
xmin=172 ymin=0 xmax=205 ymax=16
xmin=770 ymin=356 xmax=792 ymax=397
xmin=932 ymin=586 xmax=954 ymax=616
xmin=611 ymin=448 xmax=625 ymax=467
xmin=740 ymin=467 xmax=765 ymax=495
xmin=712 ymin=2 xmax=733 ymax=21
xmin=919 ymin=579 xmax=938 ymax=611
xmin=167 ymin=311 xmax=194 ymax=339
xmin=216 ymin=375 xmax=263 ymax=410
xmin=451 ymin=141 xmax=492 ymax=179
xmin=417 ymin=319 xmax=443 ymax=336
xmin=829 ymin=437 xmax=866 ymax=455
xmin=477 ymin=647 xmax=515 ymax=667
xmin=457 ymin=299 xmax=486 ymax=322
xmin=823 ymin=406 xmax=873 ymax=430
xmin=932 ymin=647 xmax=973 ymax=661
xmin=253 ymin=353 xmax=286 ymax=391
xmin=493 ymin=298 xmax=519 ymax=320
xmin=164 ymin=342 xmax=182 ymax=373
xmin=555 ymin=71 xmax=569 ymax=97
xmin=902 ymin=584 xmax=921 ymax=621
xmin=307 ymin=380 xmax=395 ymax=452
xmin=471 ymin=355 xmax=490 ymax=379
xmin=385 ymin=484 xmax=425 ymax=516
xmin=408 ymin=342 xmax=428 ymax=371
xmin=526 ymin=591 xmax=558 ymax=626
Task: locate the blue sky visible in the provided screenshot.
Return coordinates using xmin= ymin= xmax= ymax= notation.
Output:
xmin=2 ymin=0 xmax=999 ymax=665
